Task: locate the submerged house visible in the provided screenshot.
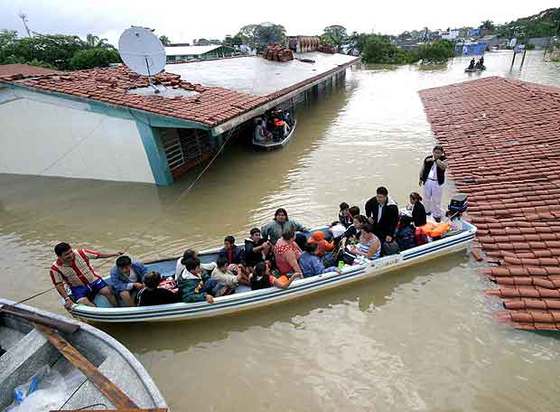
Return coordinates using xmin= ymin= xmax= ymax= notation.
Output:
xmin=0 ymin=53 xmax=358 ymax=185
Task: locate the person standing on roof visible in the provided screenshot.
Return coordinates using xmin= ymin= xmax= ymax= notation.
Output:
xmin=49 ymin=242 xmax=121 ymax=309
xmin=419 ymin=145 xmax=448 ymax=222
xmin=261 ymin=208 xmax=307 ymax=245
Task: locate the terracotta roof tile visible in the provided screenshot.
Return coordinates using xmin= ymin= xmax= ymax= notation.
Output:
xmin=420 ymin=76 xmax=560 ymax=331
xmin=0 ymin=63 xmax=59 ymax=80
xmin=1 ymin=63 xmax=354 ymax=129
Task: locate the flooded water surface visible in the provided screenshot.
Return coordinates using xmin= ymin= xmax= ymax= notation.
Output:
xmin=2 ymin=51 xmax=560 ymax=411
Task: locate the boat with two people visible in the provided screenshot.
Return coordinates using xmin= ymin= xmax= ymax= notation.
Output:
xmin=465 ymin=56 xmax=486 ymax=73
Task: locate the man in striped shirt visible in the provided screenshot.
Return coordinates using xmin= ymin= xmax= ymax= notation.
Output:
xmin=50 ymin=242 xmax=122 ymax=308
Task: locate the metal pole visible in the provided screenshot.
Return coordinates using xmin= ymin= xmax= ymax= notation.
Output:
xmin=520 ymin=48 xmax=527 ymax=68
xmin=510 ymin=50 xmax=516 ymax=69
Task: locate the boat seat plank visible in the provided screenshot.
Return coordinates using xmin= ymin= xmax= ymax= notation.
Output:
xmin=0 ymin=328 xmax=59 ymax=410
xmin=58 ymin=350 xmax=156 ymax=410
xmin=36 ymin=324 xmax=138 ymax=410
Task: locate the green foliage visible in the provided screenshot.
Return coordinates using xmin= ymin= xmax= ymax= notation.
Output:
xmin=495 ymin=7 xmax=560 ymax=39
xmin=321 ymin=25 xmax=348 ymax=51
xmin=0 ymin=30 xmax=120 ymax=70
xmin=361 ymin=35 xmax=418 ymax=64
xmin=480 ymin=20 xmax=495 ymax=33
xmin=69 ymin=48 xmax=120 ymax=70
xmin=415 ymin=40 xmax=454 ymax=63
xmin=159 ymin=35 xmax=171 ymax=46
xmin=233 ymin=23 xmax=286 ymax=50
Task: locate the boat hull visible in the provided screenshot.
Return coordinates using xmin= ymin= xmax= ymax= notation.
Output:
xmin=252 ymin=120 xmax=297 ymax=150
xmin=70 ymin=222 xmax=476 ymax=323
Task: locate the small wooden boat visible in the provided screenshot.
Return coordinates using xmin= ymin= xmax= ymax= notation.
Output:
xmin=0 ymin=299 xmax=168 ymax=411
xmin=68 ymin=221 xmax=477 ymax=323
xmin=252 ymin=120 xmax=297 ymax=150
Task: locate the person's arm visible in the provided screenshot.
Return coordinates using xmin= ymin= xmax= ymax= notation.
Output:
xmin=109 ymin=268 xmax=128 ymax=293
xmin=272 ymin=273 xmax=301 ymax=289
xmin=54 ymin=282 xmax=74 ymax=308
xmin=419 ymin=159 xmax=428 ymax=185
xmin=286 ymin=250 xmax=302 ymax=274
xmin=436 ymin=157 xmax=448 ymax=170
xmin=367 ymin=236 xmax=381 ymax=258
xmin=292 ymin=219 xmax=308 ymax=232
xmin=82 ymin=248 xmax=123 ymax=259
xmin=365 ymin=199 xmax=373 ymax=218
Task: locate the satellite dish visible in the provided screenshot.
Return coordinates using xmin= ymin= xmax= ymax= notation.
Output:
xmin=118 ymin=27 xmax=166 ymax=77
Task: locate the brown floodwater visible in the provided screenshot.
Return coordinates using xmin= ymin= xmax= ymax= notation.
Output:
xmin=1 ymin=51 xmax=560 ymax=411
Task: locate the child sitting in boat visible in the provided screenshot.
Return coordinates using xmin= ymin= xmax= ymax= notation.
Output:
xmin=211 ymin=256 xmax=241 ymax=296
xmin=395 ymin=215 xmax=416 ymax=251
xmin=338 ymin=202 xmax=353 ymax=227
xmin=250 ymin=262 xmax=301 ymax=290
xmin=254 ymin=119 xmax=272 ymax=143
xmin=218 ymin=236 xmax=244 ymax=265
xmin=299 ymin=243 xmax=340 ymax=278
xmin=177 ymin=257 xmax=215 ymax=304
xmin=137 ymin=271 xmax=180 ymax=306
xmin=175 ymin=249 xmax=216 ymax=280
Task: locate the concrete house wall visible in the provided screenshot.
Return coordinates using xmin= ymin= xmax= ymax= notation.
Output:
xmin=0 ymin=87 xmax=156 ymax=184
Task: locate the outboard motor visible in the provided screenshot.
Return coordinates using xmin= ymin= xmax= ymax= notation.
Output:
xmin=448 ymin=193 xmax=468 ymax=217
xmin=447 ymin=194 xmax=468 ymax=231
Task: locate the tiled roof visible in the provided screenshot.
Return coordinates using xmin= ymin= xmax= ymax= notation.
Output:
xmin=0 ymin=63 xmax=59 ymax=80
xmin=419 ymin=76 xmax=560 ymax=331
xmin=2 ymin=66 xmax=267 ymax=127
xmin=0 ymin=57 xmax=358 ymax=128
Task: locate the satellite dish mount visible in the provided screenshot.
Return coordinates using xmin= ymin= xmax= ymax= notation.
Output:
xmin=118 ymin=27 xmax=166 ymax=93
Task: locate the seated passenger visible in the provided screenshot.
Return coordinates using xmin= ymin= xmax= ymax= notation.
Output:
xmin=137 ymin=271 xmax=180 ymax=306
xmin=299 ymin=243 xmax=339 ymax=278
xmin=254 ymin=119 xmax=272 ymax=143
xmin=338 ymin=202 xmax=353 ymax=227
xmin=346 ymin=220 xmax=381 ymax=259
xmin=307 ymin=231 xmax=334 ymax=257
xmin=110 ymin=255 xmax=148 ymax=307
xmin=467 ymin=58 xmax=475 ymax=69
xmin=261 ymin=208 xmax=307 ymax=245
xmin=396 ymin=215 xmax=416 ymax=251
xmin=409 ymin=192 xmax=427 ymax=227
xmin=250 ymin=262 xmax=301 ymax=290
xmin=342 ymin=206 xmax=361 ymax=240
xmin=49 ymin=242 xmax=120 ymax=308
xmin=218 ymin=236 xmax=244 ymax=265
xmin=274 ymin=230 xmax=303 ymax=277
xmin=177 ymin=257 xmax=214 ymax=304
xmin=175 ymin=249 xmax=216 ymax=280
xmin=211 ymin=256 xmax=241 ymax=296
xmin=244 ymin=228 xmax=272 ymax=268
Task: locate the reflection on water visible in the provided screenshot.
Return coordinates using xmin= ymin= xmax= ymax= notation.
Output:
xmin=1 ymin=51 xmax=560 ymax=411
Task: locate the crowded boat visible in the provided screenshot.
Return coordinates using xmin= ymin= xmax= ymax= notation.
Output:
xmin=465 ymin=56 xmax=486 ymax=72
xmin=49 ymin=145 xmax=475 ymax=321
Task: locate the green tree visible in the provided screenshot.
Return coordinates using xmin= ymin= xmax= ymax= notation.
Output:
xmin=361 ymin=34 xmax=418 ymax=64
xmin=480 ymin=20 xmax=495 ymax=33
xmin=254 ymin=23 xmax=286 ymax=49
xmin=69 ymin=47 xmax=120 ymax=70
xmin=237 ymin=24 xmax=258 ymax=48
xmin=13 ymin=34 xmax=86 ymax=69
xmin=415 ymin=40 xmax=455 ymax=63
xmin=159 ymin=35 xmax=171 ymax=46
xmin=322 ymin=25 xmax=348 ymax=52
xmin=0 ymin=30 xmax=19 ymax=63
xmin=85 ymin=33 xmax=111 ymax=48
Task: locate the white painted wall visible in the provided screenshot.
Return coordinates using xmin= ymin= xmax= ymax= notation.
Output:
xmin=0 ymin=89 xmax=155 ymax=183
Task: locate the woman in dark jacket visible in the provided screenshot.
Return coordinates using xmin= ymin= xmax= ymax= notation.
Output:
xmin=409 ymin=192 xmax=427 ymax=227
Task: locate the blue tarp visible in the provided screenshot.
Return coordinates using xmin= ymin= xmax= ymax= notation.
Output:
xmin=456 ymin=42 xmax=487 ymax=56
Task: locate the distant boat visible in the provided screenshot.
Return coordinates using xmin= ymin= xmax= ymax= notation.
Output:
xmin=66 ymin=221 xmax=477 ymax=323
xmin=253 ymin=120 xmax=297 ymax=151
xmin=465 ymin=65 xmax=486 ymax=73
xmin=0 ymin=299 xmax=168 ymax=411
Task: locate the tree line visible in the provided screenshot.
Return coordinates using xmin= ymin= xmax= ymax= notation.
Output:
xmin=0 ymin=30 xmax=120 ymax=70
